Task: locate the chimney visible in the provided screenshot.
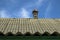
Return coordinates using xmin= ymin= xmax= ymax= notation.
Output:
xmin=32 ymin=9 xmax=38 ymax=19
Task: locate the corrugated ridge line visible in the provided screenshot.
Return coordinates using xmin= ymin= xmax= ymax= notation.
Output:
xmin=0 ymin=31 xmax=60 ymax=36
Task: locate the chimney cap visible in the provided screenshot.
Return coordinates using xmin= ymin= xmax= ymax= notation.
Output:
xmin=33 ymin=9 xmax=38 ymax=13
xmin=33 ymin=9 xmax=38 ymax=11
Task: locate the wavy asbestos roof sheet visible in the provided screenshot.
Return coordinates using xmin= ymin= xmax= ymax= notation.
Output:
xmin=0 ymin=18 xmax=60 ymax=36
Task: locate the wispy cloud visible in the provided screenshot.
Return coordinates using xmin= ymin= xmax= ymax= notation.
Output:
xmin=24 ymin=0 xmax=44 ymax=8
xmin=17 ymin=8 xmax=30 ymax=18
xmin=6 ymin=0 xmax=17 ymax=4
xmin=45 ymin=2 xmax=52 ymax=18
xmin=0 ymin=8 xmax=30 ymax=18
xmin=0 ymin=0 xmax=48 ymax=18
xmin=36 ymin=0 xmax=44 ymax=5
xmin=0 ymin=10 xmax=11 ymax=18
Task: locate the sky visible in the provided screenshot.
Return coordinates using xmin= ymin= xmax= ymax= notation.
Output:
xmin=0 ymin=0 xmax=60 ymax=18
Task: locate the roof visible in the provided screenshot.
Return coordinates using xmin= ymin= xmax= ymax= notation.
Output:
xmin=0 ymin=18 xmax=60 ymax=36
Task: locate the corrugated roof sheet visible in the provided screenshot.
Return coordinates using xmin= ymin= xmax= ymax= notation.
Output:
xmin=0 ymin=18 xmax=60 ymax=36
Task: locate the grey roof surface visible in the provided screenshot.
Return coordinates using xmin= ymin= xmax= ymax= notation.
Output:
xmin=0 ymin=18 xmax=60 ymax=35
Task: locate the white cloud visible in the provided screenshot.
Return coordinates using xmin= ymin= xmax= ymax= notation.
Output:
xmin=17 ymin=8 xmax=30 ymax=18
xmin=0 ymin=8 xmax=30 ymax=18
xmin=0 ymin=10 xmax=10 ymax=18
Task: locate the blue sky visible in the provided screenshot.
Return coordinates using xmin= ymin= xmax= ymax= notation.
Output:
xmin=0 ymin=0 xmax=60 ymax=18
